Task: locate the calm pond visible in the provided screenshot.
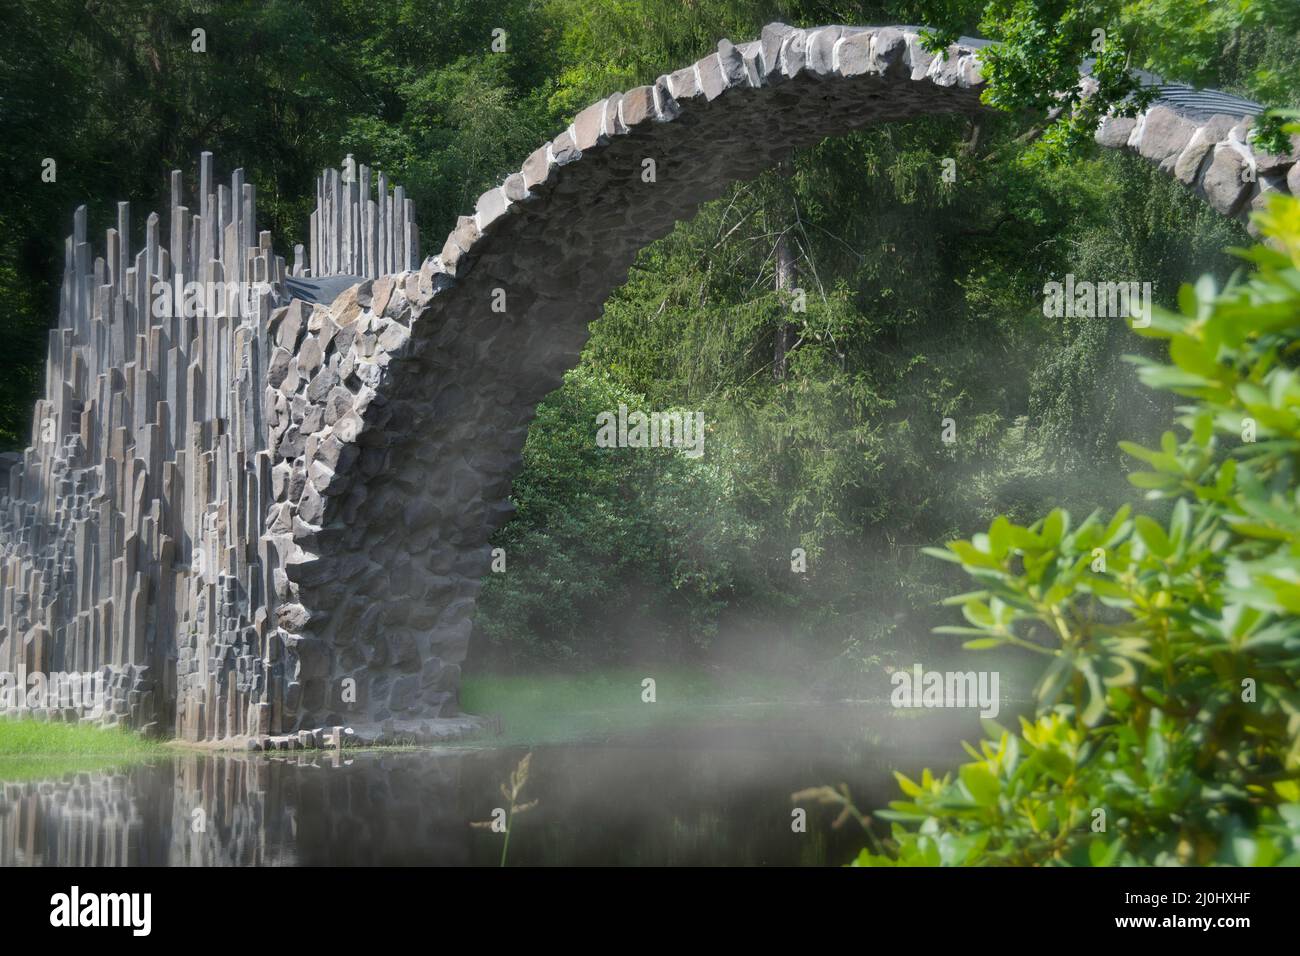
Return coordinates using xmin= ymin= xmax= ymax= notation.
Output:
xmin=1 ymin=705 xmax=981 ymax=866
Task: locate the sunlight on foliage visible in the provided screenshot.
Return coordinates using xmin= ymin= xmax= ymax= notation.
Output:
xmin=854 ymin=194 xmax=1300 ymax=866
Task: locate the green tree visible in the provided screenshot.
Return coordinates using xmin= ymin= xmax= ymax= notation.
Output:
xmin=473 ymin=366 xmax=765 ymax=667
xmin=0 ymin=0 xmax=559 ymax=445
xmin=919 ymin=0 xmax=1300 ymax=155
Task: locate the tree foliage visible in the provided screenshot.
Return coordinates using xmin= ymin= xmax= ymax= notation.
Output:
xmin=853 ymin=195 xmax=1300 ymax=866
xmin=473 ymin=367 xmax=765 ymax=667
xmin=920 ymin=0 xmax=1300 ymax=156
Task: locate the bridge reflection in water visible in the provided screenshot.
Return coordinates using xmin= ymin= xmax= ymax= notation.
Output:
xmin=0 ymin=752 xmax=476 ymax=866
xmin=0 ymin=711 xmax=976 ymax=866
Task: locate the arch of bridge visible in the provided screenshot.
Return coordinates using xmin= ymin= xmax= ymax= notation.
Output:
xmin=264 ymin=23 xmax=1294 ymax=733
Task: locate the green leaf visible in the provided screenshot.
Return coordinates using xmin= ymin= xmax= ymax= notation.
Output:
xmin=1134 ymin=515 xmax=1174 ymax=558
xmin=958 ymin=763 xmax=1001 ymax=807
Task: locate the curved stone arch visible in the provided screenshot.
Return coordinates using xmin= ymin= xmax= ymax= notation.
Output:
xmin=268 ymin=23 xmax=1296 ymax=734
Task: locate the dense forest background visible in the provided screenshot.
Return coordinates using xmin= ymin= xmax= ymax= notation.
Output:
xmin=2 ymin=0 xmax=1296 ymax=691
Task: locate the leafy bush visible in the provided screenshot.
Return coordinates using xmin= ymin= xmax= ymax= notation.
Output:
xmin=852 ymin=195 xmax=1300 ymax=866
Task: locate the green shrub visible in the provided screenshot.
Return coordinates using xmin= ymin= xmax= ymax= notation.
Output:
xmin=853 ymin=195 xmax=1300 ymax=866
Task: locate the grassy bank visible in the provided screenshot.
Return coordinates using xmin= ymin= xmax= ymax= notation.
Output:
xmin=0 ymin=718 xmax=164 ymax=782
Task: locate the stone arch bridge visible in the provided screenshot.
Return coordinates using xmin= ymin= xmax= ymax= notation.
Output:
xmin=1 ymin=24 xmax=1295 ymax=745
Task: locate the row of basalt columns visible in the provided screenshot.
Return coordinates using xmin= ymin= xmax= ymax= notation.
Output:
xmin=0 ymin=151 xmax=285 ymax=741
xmin=0 ymin=151 xmax=417 ymax=742
xmin=306 ymin=156 xmax=421 ymax=280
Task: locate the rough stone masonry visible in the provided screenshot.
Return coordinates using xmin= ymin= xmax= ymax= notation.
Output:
xmin=1 ymin=24 xmax=1296 ymax=745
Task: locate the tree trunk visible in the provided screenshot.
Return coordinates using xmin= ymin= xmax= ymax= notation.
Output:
xmin=773 ymin=233 xmax=797 ymax=381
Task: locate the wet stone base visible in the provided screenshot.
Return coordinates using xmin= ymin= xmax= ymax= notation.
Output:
xmin=244 ymin=714 xmax=491 ymax=751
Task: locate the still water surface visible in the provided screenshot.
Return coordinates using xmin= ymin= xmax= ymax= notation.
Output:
xmin=0 ymin=705 xmax=978 ymax=866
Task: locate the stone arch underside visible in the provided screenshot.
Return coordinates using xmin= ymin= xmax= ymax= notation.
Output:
xmin=4 ymin=24 xmax=1296 ymax=744
xmin=279 ymin=26 xmax=994 ymax=738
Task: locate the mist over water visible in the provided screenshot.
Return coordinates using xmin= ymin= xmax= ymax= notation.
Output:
xmin=0 ymin=705 xmax=980 ymax=867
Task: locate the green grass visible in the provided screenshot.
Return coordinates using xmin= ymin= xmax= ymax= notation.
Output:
xmin=0 ymin=717 xmax=165 ymax=782
xmin=459 ymin=666 xmax=816 ymax=746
